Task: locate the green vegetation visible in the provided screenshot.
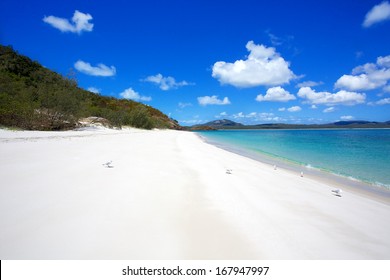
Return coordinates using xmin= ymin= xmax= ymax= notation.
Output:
xmin=0 ymin=45 xmax=181 ymax=130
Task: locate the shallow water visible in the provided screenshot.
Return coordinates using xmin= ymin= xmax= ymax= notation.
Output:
xmin=197 ymin=129 xmax=390 ymax=189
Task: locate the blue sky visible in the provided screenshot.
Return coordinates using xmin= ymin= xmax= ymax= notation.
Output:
xmin=1 ymin=0 xmax=390 ymax=125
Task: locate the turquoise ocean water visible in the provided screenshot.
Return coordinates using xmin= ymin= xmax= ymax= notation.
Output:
xmin=197 ymin=129 xmax=390 ymax=189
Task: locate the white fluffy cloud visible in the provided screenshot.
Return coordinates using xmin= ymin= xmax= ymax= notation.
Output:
xmin=378 ymin=55 xmax=390 ymax=67
xmin=376 ymin=98 xmax=390 ymax=105
xmin=212 ymin=41 xmax=296 ymax=87
xmin=232 ymin=112 xmax=283 ymax=122
xmin=368 ymin=97 xmax=390 ymax=105
xmin=256 ymin=86 xmax=296 ymax=102
xmin=120 ymin=88 xmax=151 ymax=102
xmin=74 ymin=60 xmax=116 ymax=77
xmin=217 ymin=112 xmax=228 ymax=117
xmin=323 ymin=107 xmax=335 ymax=113
xmin=43 ymin=10 xmax=93 ymax=34
xmin=340 ymin=115 xmax=354 ymax=120
xmin=296 ymin=80 xmax=323 ymax=88
xmin=180 ymin=119 xmax=205 ymax=125
xmin=363 ymin=1 xmax=390 ymax=27
xmin=297 ymin=87 xmax=366 ymax=106
xmin=197 ymin=95 xmax=231 ymax=106
xmin=143 ymin=74 xmax=192 ymax=91
xmin=287 ymin=106 xmax=301 ymax=112
xmin=87 ymin=87 xmax=100 ymax=93
xmin=178 ymin=102 xmax=192 ymax=108
xmin=335 ymin=74 xmax=383 ymax=91
xmin=335 ymin=55 xmax=390 ymax=91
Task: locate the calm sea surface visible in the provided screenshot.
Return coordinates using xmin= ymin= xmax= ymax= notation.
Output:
xmin=197 ymin=129 xmax=390 ymax=189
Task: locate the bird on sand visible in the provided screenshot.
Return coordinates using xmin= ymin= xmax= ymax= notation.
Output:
xmin=332 ymin=189 xmax=343 ymax=197
xmin=103 ymin=160 xmax=113 ymax=168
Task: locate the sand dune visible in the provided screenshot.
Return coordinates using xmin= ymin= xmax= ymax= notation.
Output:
xmin=0 ymin=128 xmax=389 ymax=259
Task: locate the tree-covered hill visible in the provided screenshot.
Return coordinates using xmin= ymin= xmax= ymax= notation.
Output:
xmin=0 ymin=45 xmax=181 ymax=130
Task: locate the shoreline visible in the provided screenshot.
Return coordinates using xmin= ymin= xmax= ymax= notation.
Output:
xmin=1 ymin=128 xmax=390 ymax=259
xmin=196 ymin=132 xmax=390 ymax=205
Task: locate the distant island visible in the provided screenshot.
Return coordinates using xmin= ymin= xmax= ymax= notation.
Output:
xmin=0 ymin=45 xmax=181 ymax=131
xmin=189 ymin=119 xmax=390 ymax=130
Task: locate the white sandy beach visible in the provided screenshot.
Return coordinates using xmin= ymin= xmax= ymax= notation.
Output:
xmin=0 ymin=128 xmax=389 ymax=259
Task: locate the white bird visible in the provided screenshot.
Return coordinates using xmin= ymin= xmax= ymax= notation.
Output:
xmin=103 ymin=160 xmax=113 ymax=168
xmin=300 ymin=171 xmax=304 ymax=177
xmin=273 ymin=165 xmax=277 ymax=170
xmin=332 ymin=189 xmax=343 ymax=197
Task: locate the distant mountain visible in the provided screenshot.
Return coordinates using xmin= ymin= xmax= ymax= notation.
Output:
xmin=332 ymin=121 xmax=378 ymax=126
xmin=0 ymin=45 xmax=181 ymax=130
xmin=203 ymin=119 xmax=244 ymax=127
xmin=190 ymin=119 xmax=390 ymax=130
